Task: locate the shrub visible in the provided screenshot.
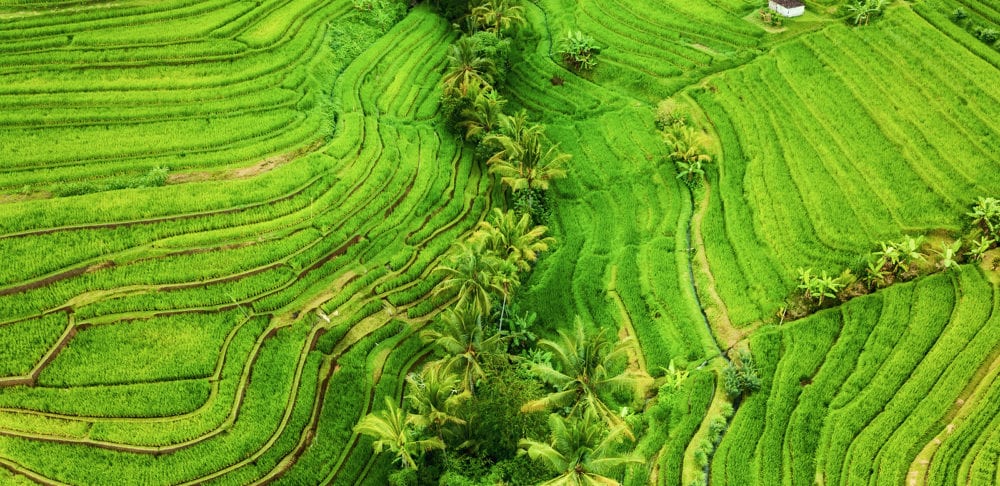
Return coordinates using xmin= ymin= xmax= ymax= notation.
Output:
xmin=843 ymin=0 xmax=886 ymax=26
xmin=388 ymin=468 xmax=418 ymax=486
xmin=759 ymin=8 xmax=784 ymax=27
xmin=557 ymin=31 xmax=601 ymax=72
xmin=513 ymin=187 xmax=551 ymax=225
xmin=655 ymin=98 xmax=689 ymax=130
xmin=724 ymin=350 xmax=761 ymax=399
xmin=470 ymin=31 xmax=512 ymax=87
xmin=973 ymin=26 xmax=1000 ymax=44
xmin=354 ymin=0 xmax=407 ymax=31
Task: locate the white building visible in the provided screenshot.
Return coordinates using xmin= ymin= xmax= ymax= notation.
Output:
xmin=768 ymin=0 xmax=805 ymax=17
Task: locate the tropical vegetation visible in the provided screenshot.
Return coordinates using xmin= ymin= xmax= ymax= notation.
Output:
xmin=0 ymin=0 xmax=996 ymax=484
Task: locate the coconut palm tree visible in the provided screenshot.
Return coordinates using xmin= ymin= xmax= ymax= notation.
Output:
xmin=405 ymin=362 xmax=468 ymax=441
xmin=458 ymin=89 xmax=507 ymax=141
xmin=519 ymin=408 xmax=641 ymax=486
xmin=486 ymin=134 xmax=570 ymax=192
xmin=420 ymin=306 xmax=506 ymax=393
xmin=441 ymin=37 xmax=495 ymax=98
xmin=496 ymin=110 xmax=544 ymax=145
xmin=483 ymin=110 xmax=544 ymax=165
xmin=354 ymin=397 xmax=445 ymax=470
xmin=521 ymin=319 xmax=652 ymax=437
xmin=664 ymin=125 xmax=711 ymax=182
xmin=470 ymin=0 xmax=526 ymax=36
xmin=434 ymin=241 xmax=513 ymax=315
xmin=472 ymin=207 xmax=554 ymax=273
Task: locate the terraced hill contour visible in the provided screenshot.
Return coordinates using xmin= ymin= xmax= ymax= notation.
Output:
xmin=0 ymin=0 xmax=998 ymax=484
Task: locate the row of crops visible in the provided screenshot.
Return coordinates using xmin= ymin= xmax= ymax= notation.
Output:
xmin=914 ymin=0 xmax=1000 ymax=68
xmin=505 ymin=1 xmax=1000 ymax=484
xmin=0 ymin=3 xmax=487 ymax=483
xmin=713 ymin=267 xmax=1000 ymax=485
xmin=2 ymin=0 xmax=999 ymax=483
xmin=0 ymin=0 xmax=351 ymax=195
xmin=528 ymin=0 xmax=763 ymax=101
xmin=692 ymin=8 xmax=1000 ymax=327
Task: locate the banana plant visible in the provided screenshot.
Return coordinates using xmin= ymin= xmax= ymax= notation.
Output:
xmin=936 ymin=239 xmax=963 ymax=270
xmin=965 ymin=236 xmax=995 ymax=262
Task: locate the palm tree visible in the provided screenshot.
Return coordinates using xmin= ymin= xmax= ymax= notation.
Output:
xmin=519 ymin=408 xmax=641 ymax=485
xmin=496 ymin=110 xmax=544 ymax=145
xmin=405 ymin=362 xmax=468 ymax=440
xmin=483 ymin=111 xmax=543 ymax=164
xmin=458 ymin=89 xmax=507 ymax=141
xmin=521 ymin=319 xmax=652 ymax=437
xmin=434 ymin=241 xmax=511 ymax=315
xmin=486 ymin=133 xmax=570 ymax=192
xmin=664 ymin=125 xmax=711 ymax=182
xmin=441 ymin=37 xmax=496 ymax=98
xmin=472 ymin=207 xmax=554 ymax=273
xmin=354 ymin=397 xmax=445 ymax=470
xmin=420 ymin=306 xmax=505 ymax=393
xmin=470 ymin=0 xmax=526 ymax=36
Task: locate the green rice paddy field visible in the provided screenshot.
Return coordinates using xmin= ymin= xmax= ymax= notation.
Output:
xmin=0 ymin=0 xmax=997 ymax=484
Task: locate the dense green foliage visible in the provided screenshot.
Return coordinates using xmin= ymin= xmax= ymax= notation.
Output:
xmin=0 ymin=0 xmax=997 ymax=484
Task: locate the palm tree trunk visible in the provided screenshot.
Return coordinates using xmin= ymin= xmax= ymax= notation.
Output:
xmin=498 ymin=292 xmax=507 ymax=333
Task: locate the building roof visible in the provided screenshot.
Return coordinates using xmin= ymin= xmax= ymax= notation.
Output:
xmin=770 ymin=0 xmax=804 ymax=7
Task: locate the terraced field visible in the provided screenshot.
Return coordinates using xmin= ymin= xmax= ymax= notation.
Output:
xmin=0 ymin=0 xmax=998 ymax=484
xmin=713 ymin=268 xmax=1000 ymax=485
xmin=694 ymin=8 xmax=1000 ymax=326
xmin=0 ymin=2 xmax=486 ymax=483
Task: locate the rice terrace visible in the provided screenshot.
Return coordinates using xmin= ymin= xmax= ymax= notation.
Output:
xmin=0 ymin=0 xmax=998 ymax=483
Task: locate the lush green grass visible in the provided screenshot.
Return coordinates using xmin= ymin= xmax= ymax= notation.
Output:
xmin=694 ymin=8 xmax=1000 ymax=326
xmin=713 ymin=267 xmax=1000 ymax=485
xmin=0 ymin=3 xmax=481 ymax=483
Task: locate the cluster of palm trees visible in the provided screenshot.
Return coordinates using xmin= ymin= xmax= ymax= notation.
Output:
xmin=355 ymin=205 xmax=651 ymax=482
xmin=355 ymin=319 xmax=650 ymax=483
xmin=444 ymin=57 xmax=570 ymax=198
xmin=438 ymin=0 xmax=570 ymax=201
xmin=657 ymin=101 xmax=712 ymax=185
xmin=440 ymin=0 xmax=524 ymax=100
xmin=353 ymin=1 xmax=651 ymax=481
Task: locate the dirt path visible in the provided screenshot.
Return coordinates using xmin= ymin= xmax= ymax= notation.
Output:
xmin=689 ymin=182 xmax=759 ymax=352
xmin=167 ymin=139 xmax=324 ymax=184
xmin=907 ymin=336 xmax=1000 ymax=485
xmin=609 ymin=265 xmax=648 ymax=373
